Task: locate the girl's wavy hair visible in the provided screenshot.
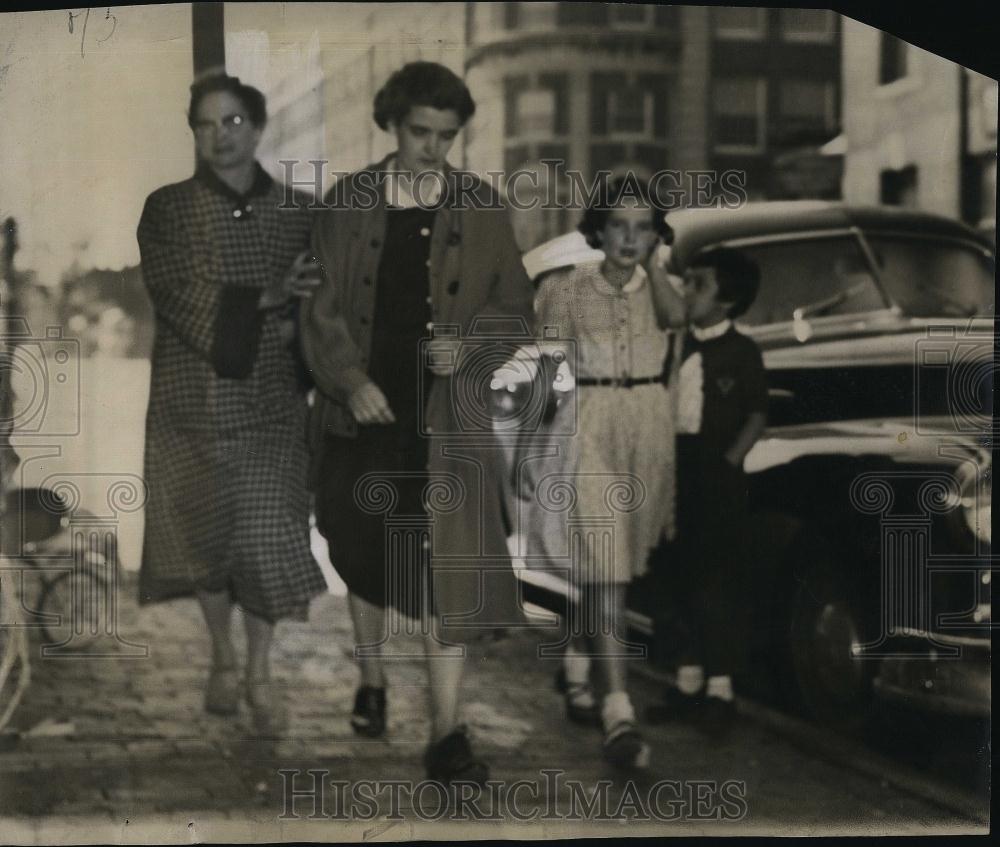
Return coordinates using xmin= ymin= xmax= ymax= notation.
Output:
xmin=577 ymin=175 xmax=673 ymax=249
xmin=373 ymin=61 xmax=476 ymax=130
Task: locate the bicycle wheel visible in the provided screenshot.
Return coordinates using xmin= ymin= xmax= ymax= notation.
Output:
xmin=38 ymin=566 xmax=112 ymax=650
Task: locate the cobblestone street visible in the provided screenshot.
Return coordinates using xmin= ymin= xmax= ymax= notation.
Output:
xmin=0 ymin=573 xmax=981 ymax=841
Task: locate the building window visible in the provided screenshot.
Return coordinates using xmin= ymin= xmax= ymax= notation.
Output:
xmin=880 ymin=165 xmax=918 ymax=207
xmin=779 ymin=8 xmax=836 ymax=43
xmin=557 ymin=2 xmax=609 ymax=26
xmin=591 ymin=73 xmax=668 ymax=141
xmin=713 ymin=7 xmax=767 ymax=40
xmin=778 ymin=80 xmax=837 ymax=136
xmin=609 ymin=87 xmax=654 ymax=138
xmin=504 ymin=74 xmax=568 ymax=139
xmin=515 ymin=89 xmax=556 ymax=137
xmin=509 ymin=1 xmax=557 ymax=30
xmin=610 ymin=4 xmax=654 ymax=28
xmin=504 ymin=144 xmax=531 ymax=176
xmin=713 ymin=78 xmax=767 ymax=153
xmin=879 ymin=33 xmax=908 ymax=85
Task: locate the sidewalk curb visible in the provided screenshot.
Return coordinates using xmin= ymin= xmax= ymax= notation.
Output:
xmin=631 ymin=663 xmax=989 ymax=826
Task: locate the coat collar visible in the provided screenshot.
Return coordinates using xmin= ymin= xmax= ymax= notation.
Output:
xmin=195 ymin=161 xmax=273 ymax=203
xmin=361 ymin=153 xmax=462 ymax=210
xmin=691 ymin=318 xmax=733 ymax=341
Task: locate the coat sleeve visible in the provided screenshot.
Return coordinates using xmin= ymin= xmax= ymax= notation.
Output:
xmin=298 ymin=212 xmax=369 ymax=403
xmin=478 ymin=205 xmax=536 ymax=335
xmin=137 ymin=189 xmax=264 ymax=378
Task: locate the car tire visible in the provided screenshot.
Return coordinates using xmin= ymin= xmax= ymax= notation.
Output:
xmin=785 ymin=542 xmax=877 ymax=733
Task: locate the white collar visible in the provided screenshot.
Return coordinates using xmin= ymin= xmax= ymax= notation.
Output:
xmin=622 ymin=266 xmax=646 ymax=293
xmin=383 ymin=156 xmax=443 ymax=208
xmin=691 ymin=318 xmax=732 ymax=341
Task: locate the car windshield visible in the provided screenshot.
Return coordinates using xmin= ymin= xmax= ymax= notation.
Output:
xmin=733 ymin=236 xmax=888 ymax=327
xmin=863 ymin=235 xmax=995 ymax=318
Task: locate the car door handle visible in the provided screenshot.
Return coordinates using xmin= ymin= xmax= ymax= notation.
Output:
xmin=769 ymin=388 xmax=795 ymax=400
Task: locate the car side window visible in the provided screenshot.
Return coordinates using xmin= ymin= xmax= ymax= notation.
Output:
xmin=733 ymin=237 xmax=887 ymax=326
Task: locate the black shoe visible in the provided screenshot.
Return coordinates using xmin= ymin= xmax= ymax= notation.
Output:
xmin=644 ymin=686 xmax=704 ymax=725
xmin=697 ymin=696 xmax=736 ymax=739
xmin=424 ymin=725 xmax=490 ymax=785
xmin=602 ymin=720 xmax=651 ymax=770
xmin=350 ymin=686 xmax=386 ymax=738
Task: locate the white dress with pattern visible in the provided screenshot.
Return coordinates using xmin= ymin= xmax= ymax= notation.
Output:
xmin=520 ymin=263 xmax=677 ymax=584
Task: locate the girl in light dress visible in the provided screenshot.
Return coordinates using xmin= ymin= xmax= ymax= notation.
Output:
xmin=521 ymin=176 xmax=685 ymax=768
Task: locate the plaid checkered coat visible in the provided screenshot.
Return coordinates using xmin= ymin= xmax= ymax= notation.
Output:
xmin=137 ymin=166 xmax=327 ymax=621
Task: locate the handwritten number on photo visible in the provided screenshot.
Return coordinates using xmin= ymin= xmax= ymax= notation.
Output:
xmin=68 ymin=8 xmax=117 ymax=57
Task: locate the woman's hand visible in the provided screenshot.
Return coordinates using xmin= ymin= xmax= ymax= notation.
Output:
xmin=260 ymin=252 xmax=323 ymax=310
xmin=348 ymin=381 xmax=396 ymax=425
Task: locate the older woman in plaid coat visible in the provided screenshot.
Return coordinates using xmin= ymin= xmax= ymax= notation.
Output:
xmin=137 ymin=74 xmax=327 ymax=735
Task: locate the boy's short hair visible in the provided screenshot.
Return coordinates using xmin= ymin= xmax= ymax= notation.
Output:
xmin=688 ymin=247 xmax=761 ymax=318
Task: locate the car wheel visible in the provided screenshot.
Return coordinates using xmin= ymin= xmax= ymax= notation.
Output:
xmin=38 ymin=568 xmax=111 ymax=649
xmin=786 ymin=549 xmax=876 ymax=732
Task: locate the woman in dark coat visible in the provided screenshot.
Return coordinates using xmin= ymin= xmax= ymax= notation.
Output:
xmin=137 ymin=74 xmax=328 ymax=735
xmin=301 ymin=62 xmax=535 ymax=784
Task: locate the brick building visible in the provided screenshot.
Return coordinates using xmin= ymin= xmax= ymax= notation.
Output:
xmin=463 ymin=3 xmax=842 ymax=248
xmin=839 ymin=17 xmax=997 ymax=234
xmin=228 ymin=4 xmax=843 ymax=248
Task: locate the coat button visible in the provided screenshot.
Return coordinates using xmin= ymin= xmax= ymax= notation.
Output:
xmin=232 ymin=209 xmax=243 ymax=219
xmin=420 ymin=227 xmax=431 ymax=237
xmin=370 ymin=238 xmax=380 ymax=248
xmin=363 ymin=277 xmax=372 ymax=285
xmin=447 ymin=280 xmax=459 ymax=295
xmin=360 ymin=316 xmax=369 ymax=325
xmin=447 ymin=231 xmax=461 ymax=246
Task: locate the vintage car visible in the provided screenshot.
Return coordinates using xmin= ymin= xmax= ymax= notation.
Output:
xmin=508 ymin=201 xmax=993 ymax=730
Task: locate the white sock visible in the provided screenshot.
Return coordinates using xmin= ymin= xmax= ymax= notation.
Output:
xmin=601 ymin=691 xmax=636 ymax=730
xmin=676 ymin=665 xmax=704 ymax=695
xmin=563 ymin=647 xmax=591 ymax=686
xmin=706 ymin=675 xmax=734 ymax=702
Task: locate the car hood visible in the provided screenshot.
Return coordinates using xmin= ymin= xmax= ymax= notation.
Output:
xmin=754 ymin=314 xmax=995 ymax=364
xmin=745 ymin=416 xmax=989 ymax=474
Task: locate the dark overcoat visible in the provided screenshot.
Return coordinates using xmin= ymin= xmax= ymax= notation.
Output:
xmin=301 ymin=157 xmax=536 ymax=640
xmin=137 ymin=165 xmax=327 ymax=621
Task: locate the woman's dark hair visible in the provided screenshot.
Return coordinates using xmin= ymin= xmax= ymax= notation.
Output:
xmin=577 ymin=175 xmax=673 ymax=249
xmin=373 ymin=61 xmax=476 ymax=130
xmin=688 ymin=247 xmax=761 ymax=318
xmin=188 ymin=74 xmax=267 ymax=129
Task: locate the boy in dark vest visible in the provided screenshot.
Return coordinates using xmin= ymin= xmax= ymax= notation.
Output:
xmin=647 ymin=247 xmax=767 ymax=738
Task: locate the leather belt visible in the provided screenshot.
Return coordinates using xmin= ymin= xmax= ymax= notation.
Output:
xmin=575 ymin=376 xmax=664 ymax=388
